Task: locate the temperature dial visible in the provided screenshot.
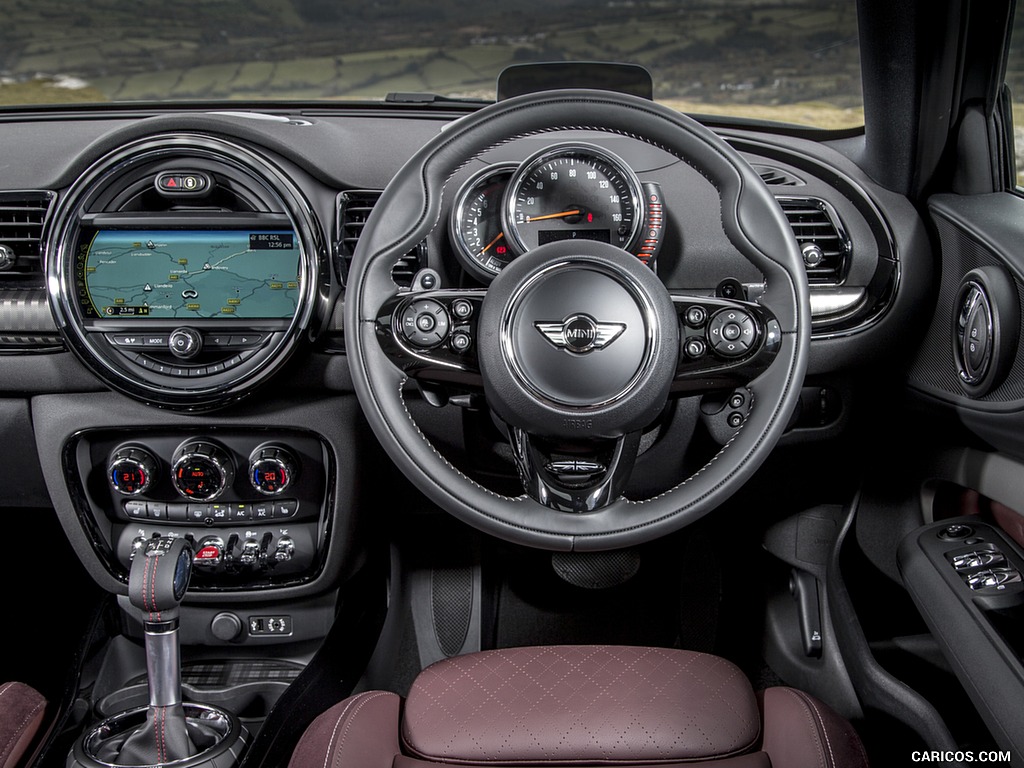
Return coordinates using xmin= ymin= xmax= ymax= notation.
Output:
xmin=108 ymin=446 xmax=157 ymax=496
xmin=171 ymin=440 xmax=234 ymax=501
xmin=249 ymin=445 xmax=296 ymax=495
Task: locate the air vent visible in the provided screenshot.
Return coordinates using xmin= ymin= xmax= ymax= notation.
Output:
xmin=778 ymin=197 xmax=851 ymax=284
xmin=754 ymin=165 xmax=804 ymax=186
xmin=0 ymin=191 xmax=54 ymax=286
xmin=337 ymin=190 xmax=425 ymax=287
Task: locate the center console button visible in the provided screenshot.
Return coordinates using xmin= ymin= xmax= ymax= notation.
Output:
xmin=109 ymin=447 xmax=157 ymax=496
xmin=168 ymin=328 xmax=203 ymax=360
xmin=171 ymin=440 xmax=234 ymax=501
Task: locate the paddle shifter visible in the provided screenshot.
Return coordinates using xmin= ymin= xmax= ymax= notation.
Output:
xmin=115 ymin=536 xmax=198 ymax=764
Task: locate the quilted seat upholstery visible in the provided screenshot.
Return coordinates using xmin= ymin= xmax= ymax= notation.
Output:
xmin=289 ymin=645 xmax=869 ymax=768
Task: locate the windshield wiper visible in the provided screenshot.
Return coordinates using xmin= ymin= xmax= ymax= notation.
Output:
xmin=385 ymin=92 xmax=491 ymax=105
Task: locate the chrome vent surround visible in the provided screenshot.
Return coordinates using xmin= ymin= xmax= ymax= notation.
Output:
xmin=778 ymin=197 xmax=851 ymax=284
xmin=0 ymin=191 xmax=55 ymax=285
xmin=337 ymin=190 xmax=425 ymax=287
xmin=754 ymin=165 xmax=804 ymax=186
xmin=0 ymin=192 xmax=60 ymax=349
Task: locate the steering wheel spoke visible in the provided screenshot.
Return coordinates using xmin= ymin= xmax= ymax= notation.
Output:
xmin=375 ymin=289 xmax=486 ymax=388
xmin=670 ymin=293 xmax=784 ymax=395
xmin=509 ymin=428 xmax=641 ymax=514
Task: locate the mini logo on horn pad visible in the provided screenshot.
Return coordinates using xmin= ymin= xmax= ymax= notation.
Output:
xmin=534 ymin=314 xmax=626 ymax=354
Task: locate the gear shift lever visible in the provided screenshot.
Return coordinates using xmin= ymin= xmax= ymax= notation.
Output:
xmin=130 ymin=536 xmax=192 ymax=711
xmin=71 ymin=537 xmax=243 ymax=768
xmin=107 ymin=536 xmax=199 ymax=765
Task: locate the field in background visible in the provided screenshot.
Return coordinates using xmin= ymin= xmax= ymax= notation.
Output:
xmin=0 ymin=0 xmax=863 ymax=129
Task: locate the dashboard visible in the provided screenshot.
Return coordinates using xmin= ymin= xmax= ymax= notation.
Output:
xmin=0 ymin=104 xmax=932 ymax=604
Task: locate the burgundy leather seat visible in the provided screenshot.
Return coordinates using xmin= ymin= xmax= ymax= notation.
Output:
xmin=0 ymin=682 xmax=47 ymax=768
xmin=289 ymin=645 xmax=868 ymax=767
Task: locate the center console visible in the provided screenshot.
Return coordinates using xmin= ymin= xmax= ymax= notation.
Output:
xmin=72 ymin=429 xmax=329 ymax=592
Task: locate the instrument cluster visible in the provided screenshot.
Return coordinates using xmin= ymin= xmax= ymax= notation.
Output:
xmin=448 ymin=142 xmax=663 ymax=281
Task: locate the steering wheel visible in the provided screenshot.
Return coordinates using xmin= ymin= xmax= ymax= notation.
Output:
xmin=346 ymin=89 xmax=809 ymax=551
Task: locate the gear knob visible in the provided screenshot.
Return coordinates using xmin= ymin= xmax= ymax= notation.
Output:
xmin=129 ymin=536 xmax=193 ymax=626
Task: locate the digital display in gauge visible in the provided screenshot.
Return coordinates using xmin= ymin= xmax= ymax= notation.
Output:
xmin=75 ymin=229 xmax=301 ymax=319
xmin=537 ymin=229 xmax=611 ymax=245
xmin=503 ymin=144 xmax=643 ymax=256
xmin=449 ymin=164 xmax=517 ymax=281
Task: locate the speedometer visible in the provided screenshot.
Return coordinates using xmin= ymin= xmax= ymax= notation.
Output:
xmin=503 ymin=144 xmax=643 ymax=256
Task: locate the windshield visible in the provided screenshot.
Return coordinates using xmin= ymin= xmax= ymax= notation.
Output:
xmin=2 ymin=0 xmax=862 ymax=129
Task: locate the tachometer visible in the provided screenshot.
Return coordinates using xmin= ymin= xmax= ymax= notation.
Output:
xmin=449 ymin=163 xmax=517 ymax=281
xmin=503 ymin=144 xmax=643 ymax=256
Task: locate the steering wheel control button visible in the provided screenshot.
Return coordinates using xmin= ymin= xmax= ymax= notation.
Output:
xmin=400 ymin=299 xmax=450 ymax=348
xmin=451 ymin=332 xmax=472 ymax=352
xmin=168 ymin=327 xmax=203 ymax=360
xmin=452 ymin=299 xmax=474 ymax=320
xmin=727 ymin=412 xmax=745 ymax=428
xmin=684 ymin=338 xmax=707 ymax=359
xmin=249 ymin=445 xmax=296 ymax=495
xmin=109 ymin=446 xmax=157 ymax=496
xmin=708 ymin=309 xmax=756 ymax=358
xmin=729 ymin=393 xmax=746 ymax=409
xmin=171 ymin=440 xmax=234 ymax=502
xmin=685 ymin=306 xmax=707 ymax=328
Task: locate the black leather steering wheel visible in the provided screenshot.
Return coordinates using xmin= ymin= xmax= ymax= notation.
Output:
xmin=346 ymin=89 xmax=809 ymax=551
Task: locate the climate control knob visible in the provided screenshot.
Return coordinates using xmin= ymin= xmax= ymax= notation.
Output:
xmin=249 ymin=445 xmax=296 ymax=495
xmin=108 ymin=446 xmax=157 ymax=496
xmin=171 ymin=440 xmax=234 ymax=501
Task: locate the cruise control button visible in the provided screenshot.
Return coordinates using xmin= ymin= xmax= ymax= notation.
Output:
xmin=452 ymin=299 xmax=473 ymax=320
xmin=400 ymin=299 xmax=450 ymax=348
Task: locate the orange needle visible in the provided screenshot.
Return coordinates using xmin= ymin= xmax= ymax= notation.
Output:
xmin=479 ymin=232 xmax=505 ymax=255
xmin=526 ymin=209 xmax=581 ymax=223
